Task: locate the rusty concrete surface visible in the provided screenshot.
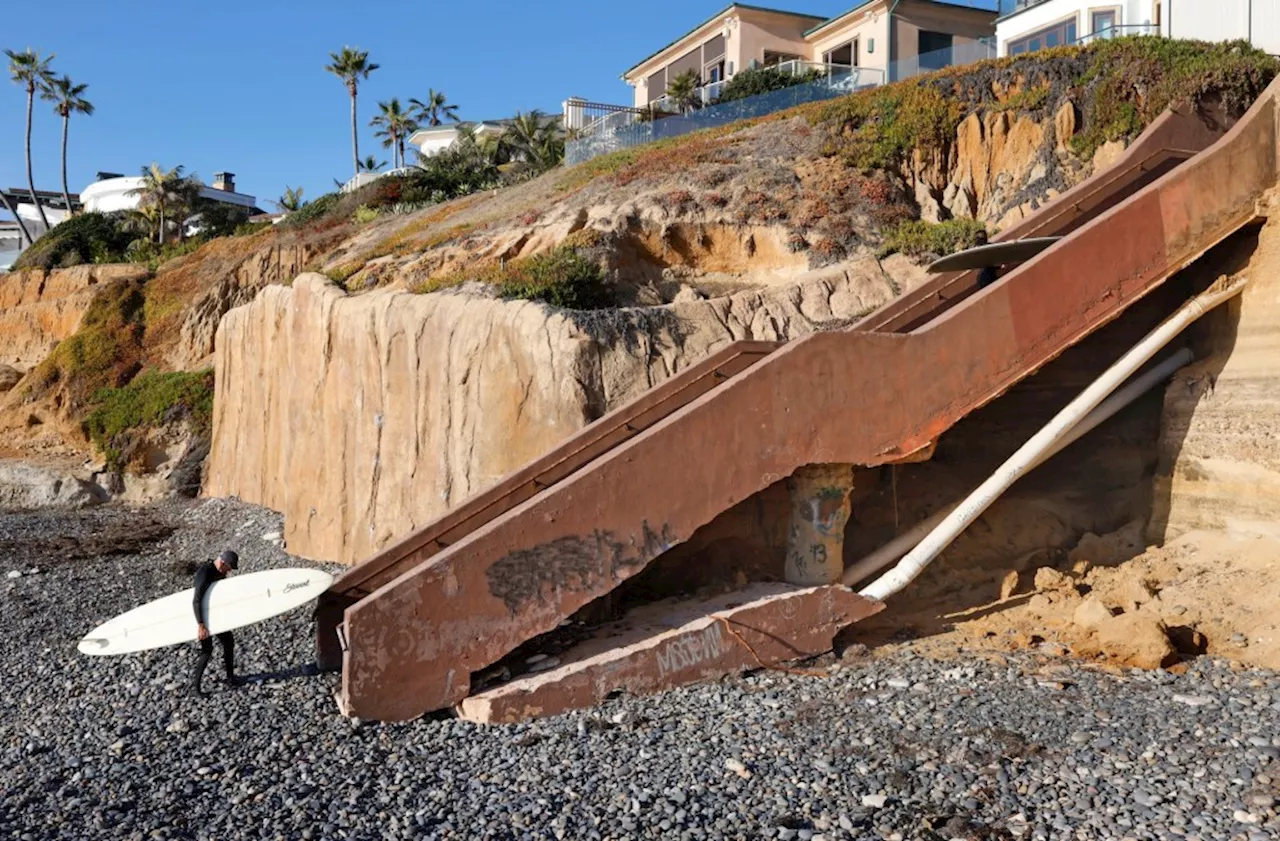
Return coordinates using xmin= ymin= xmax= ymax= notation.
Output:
xmin=338 ymin=80 xmax=1280 ymax=722
xmin=314 ymin=341 xmax=779 ymax=671
xmin=457 ymin=583 xmax=882 ymax=724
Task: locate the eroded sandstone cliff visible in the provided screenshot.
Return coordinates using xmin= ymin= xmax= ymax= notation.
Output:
xmin=0 ymin=264 xmax=149 ymax=373
xmin=207 ymin=261 xmax=906 ymax=563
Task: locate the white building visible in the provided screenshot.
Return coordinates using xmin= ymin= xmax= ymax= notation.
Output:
xmin=79 ymin=171 xmax=260 ymax=215
xmin=407 ymin=122 xmax=506 ymax=159
xmin=996 ymin=0 xmax=1280 ymax=56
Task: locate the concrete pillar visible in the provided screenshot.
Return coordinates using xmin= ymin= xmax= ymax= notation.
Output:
xmin=785 ymin=464 xmax=855 ymax=586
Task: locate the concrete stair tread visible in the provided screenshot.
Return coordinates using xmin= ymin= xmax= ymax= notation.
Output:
xmin=457 ymin=582 xmax=883 ymax=724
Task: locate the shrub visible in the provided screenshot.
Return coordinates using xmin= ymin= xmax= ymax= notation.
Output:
xmin=716 ymin=66 xmax=823 ymax=104
xmin=84 ymin=369 xmax=215 ymax=471
xmin=281 ymin=192 xmax=342 ymax=227
xmin=353 ymin=205 xmax=379 ymax=223
xmin=877 ymin=218 xmax=989 ymax=260
xmin=28 ymin=277 xmax=148 ymax=407
xmin=12 ymin=211 xmax=135 ymax=271
xmin=415 ymin=245 xmax=613 ymax=309
xmin=194 ymin=200 xmax=254 ymax=238
xmin=1070 ymin=37 xmax=1278 ymax=159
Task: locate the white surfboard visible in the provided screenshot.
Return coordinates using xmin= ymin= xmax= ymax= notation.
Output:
xmin=78 ymin=567 xmax=334 ymax=656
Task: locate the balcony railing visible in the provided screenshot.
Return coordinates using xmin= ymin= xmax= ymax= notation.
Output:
xmin=1070 ymin=23 xmax=1161 ymax=46
xmin=565 ymin=40 xmax=993 ymax=165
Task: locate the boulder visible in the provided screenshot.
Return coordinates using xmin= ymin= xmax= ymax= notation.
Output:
xmin=1094 ymin=613 xmax=1176 ymax=669
xmin=0 ymin=460 xmax=106 ymax=511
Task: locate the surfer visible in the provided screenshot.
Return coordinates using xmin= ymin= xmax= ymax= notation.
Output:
xmin=190 ymin=549 xmax=244 ymax=696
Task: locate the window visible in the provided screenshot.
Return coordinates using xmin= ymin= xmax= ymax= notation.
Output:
xmin=1091 ymin=9 xmax=1118 ymax=38
xmin=1007 ymin=17 xmax=1077 ymax=55
xmin=918 ymin=31 xmax=953 ymax=71
xmin=762 ymin=51 xmax=801 ymax=67
xmin=822 ymin=41 xmax=857 ymax=67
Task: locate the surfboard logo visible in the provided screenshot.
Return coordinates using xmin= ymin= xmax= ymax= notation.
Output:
xmin=283 ymin=580 xmax=312 ymax=594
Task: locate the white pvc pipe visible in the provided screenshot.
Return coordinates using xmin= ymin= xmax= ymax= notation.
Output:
xmin=860 ymin=278 xmax=1246 ymax=602
xmin=840 ymin=346 xmax=1194 ymax=587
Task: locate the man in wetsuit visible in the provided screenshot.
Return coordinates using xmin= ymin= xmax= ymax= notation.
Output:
xmin=190 ymin=549 xmax=244 ymax=696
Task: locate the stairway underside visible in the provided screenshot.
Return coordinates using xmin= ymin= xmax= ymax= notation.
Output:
xmin=321 ymin=83 xmax=1280 ymax=723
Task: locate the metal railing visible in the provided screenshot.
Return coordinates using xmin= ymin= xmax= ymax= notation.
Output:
xmin=565 ymin=39 xmax=996 ymax=165
xmin=1070 ymin=23 xmax=1160 ymax=46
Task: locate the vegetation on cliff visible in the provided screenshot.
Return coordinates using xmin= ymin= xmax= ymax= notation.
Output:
xmin=84 ymin=369 xmax=213 ymax=471
xmin=816 ymin=37 xmax=1276 ymax=169
xmin=6 ymin=39 xmax=1277 ymax=472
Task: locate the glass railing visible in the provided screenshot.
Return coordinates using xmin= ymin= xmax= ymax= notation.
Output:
xmin=565 ymin=65 xmax=885 ymax=165
xmin=1070 ymin=23 xmax=1160 ymax=45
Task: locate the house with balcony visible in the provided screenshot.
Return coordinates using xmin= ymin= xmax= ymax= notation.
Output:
xmin=620 ymin=1 xmax=998 ymax=108
xmin=995 ymin=0 xmax=1280 ymax=57
xmin=564 ymin=2 xmax=997 ymax=162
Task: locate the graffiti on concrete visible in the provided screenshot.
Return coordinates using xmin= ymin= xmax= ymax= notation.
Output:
xmin=809 ymin=487 xmax=849 ymax=537
xmin=654 ymin=622 xmax=725 ymax=678
xmin=638 ymin=520 xmax=676 ymax=557
xmin=485 ymin=521 xmax=680 ymax=616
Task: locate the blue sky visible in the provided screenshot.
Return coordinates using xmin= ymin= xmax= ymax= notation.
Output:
xmin=2 ymin=0 xmax=996 ymax=215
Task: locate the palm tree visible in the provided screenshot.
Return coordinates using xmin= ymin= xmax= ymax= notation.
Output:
xmin=273 ymin=186 xmax=305 ymax=213
xmin=128 ymin=163 xmax=200 ymax=245
xmin=409 ymin=89 xmax=460 ymax=127
xmin=40 ymin=75 xmax=93 ymax=218
xmin=503 ymin=110 xmax=565 ymax=174
xmin=665 ymin=69 xmax=702 ymax=114
xmin=324 ymin=47 xmax=380 ymax=179
xmin=370 ymin=98 xmax=419 ymax=170
xmin=359 ymin=155 xmax=387 ymax=173
xmin=6 ymin=48 xmax=56 ymax=232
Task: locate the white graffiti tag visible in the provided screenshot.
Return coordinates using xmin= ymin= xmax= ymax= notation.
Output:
xmin=654 ymin=623 xmax=725 ymax=678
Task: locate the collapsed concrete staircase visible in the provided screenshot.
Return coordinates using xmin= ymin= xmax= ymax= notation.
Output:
xmin=316 ymin=79 xmax=1280 ymax=723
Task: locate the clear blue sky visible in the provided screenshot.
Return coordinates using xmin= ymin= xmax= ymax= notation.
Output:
xmin=2 ymin=0 xmax=996 ymax=215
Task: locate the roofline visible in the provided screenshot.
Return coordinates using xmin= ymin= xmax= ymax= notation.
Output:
xmin=994 ymin=0 xmax=1052 ymax=24
xmin=622 ymin=3 xmax=828 ymax=80
xmin=806 ymin=0 xmax=997 ymax=35
xmin=804 ymin=0 xmax=880 ymax=36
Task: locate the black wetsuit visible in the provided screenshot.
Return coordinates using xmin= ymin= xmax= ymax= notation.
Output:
xmin=190 ymin=561 xmax=235 ymax=694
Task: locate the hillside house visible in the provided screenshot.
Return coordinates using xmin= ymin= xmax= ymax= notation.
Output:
xmin=995 ymin=0 xmax=1280 ymax=56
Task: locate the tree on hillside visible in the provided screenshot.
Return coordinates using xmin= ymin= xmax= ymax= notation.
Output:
xmin=371 ymin=98 xmax=419 ymax=170
xmin=40 ymin=75 xmax=93 ymax=218
xmin=410 ymin=89 xmax=460 ymax=127
xmin=359 ymin=155 xmax=387 ymax=173
xmin=273 ymin=186 xmax=306 ymax=213
xmin=503 ymin=110 xmax=565 ymax=175
xmin=6 ymin=48 xmax=56 ymax=232
xmin=665 ymin=69 xmax=702 ymax=114
xmin=324 ymin=47 xmax=380 ymax=179
xmin=127 ymin=163 xmax=201 ymax=245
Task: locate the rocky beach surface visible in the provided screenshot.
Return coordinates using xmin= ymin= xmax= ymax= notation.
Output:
xmin=2 ymin=499 xmax=1279 ymax=841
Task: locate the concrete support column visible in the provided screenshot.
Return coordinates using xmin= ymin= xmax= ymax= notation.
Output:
xmin=785 ymin=464 xmax=855 ymax=586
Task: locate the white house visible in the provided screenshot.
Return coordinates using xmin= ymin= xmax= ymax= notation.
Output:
xmin=407 ymin=121 xmax=507 ymax=160
xmin=79 ymin=171 xmax=260 ymax=215
xmin=996 ymin=0 xmax=1280 ymax=56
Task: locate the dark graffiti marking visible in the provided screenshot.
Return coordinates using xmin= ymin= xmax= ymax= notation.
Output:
xmin=485 ymin=523 xmax=680 ymax=616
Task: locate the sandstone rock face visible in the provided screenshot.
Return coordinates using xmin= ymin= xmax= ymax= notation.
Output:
xmin=206 ymin=262 xmax=906 ymax=564
xmin=0 ymin=265 xmax=149 ymax=370
xmin=1150 ymin=197 xmax=1280 ymax=542
xmin=0 ymin=460 xmax=106 ymax=511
